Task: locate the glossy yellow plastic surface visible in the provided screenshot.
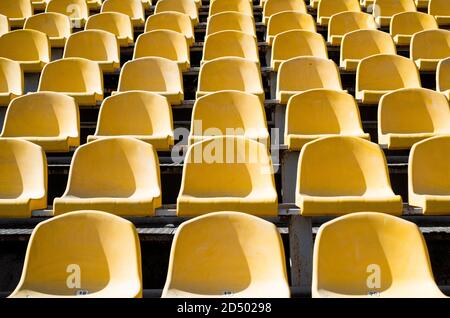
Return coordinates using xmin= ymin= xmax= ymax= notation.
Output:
xmin=266 ymin=11 xmax=316 ymax=46
xmin=356 ymin=54 xmax=421 ymax=104
xmin=162 ymin=211 xmax=290 ymax=298
xmin=202 ymin=31 xmax=258 ymax=64
xmin=0 ymin=0 xmax=33 ymax=28
xmin=340 ymin=29 xmax=396 ymax=71
xmin=360 ymin=0 xmax=375 ymax=7
xmin=86 ymin=12 xmax=134 ymax=47
xmin=53 ymin=137 xmax=162 ymax=216
xmin=101 ymin=0 xmax=145 ymax=27
xmin=437 ymin=57 xmax=450 ymax=99
xmin=117 ymin=57 xmax=184 ymax=105
xmin=88 ymin=91 xmax=174 ymax=150
xmin=310 ymin=0 xmax=319 ymax=9
xmin=0 ymin=14 xmax=9 ymax=36
xmin=46 ymin=0 xmax=89 ymax=27
xmin=24 ymin=13 xmax=71 ymax=48
xmin=0 ymin=58 xmax=23 ymax=106
xmin=313 ymin=212 xmax=446 ymax=297
xmin=373 ymin=0 xmax=417 ymax=27
xmin=277 ymin=57 xmax=343 ymax=104
xmin=285 ymin=89 xmax=369 ymax=150
xmin=296 ymin=136 xmax=403 ymax=216
xmin=263 ymin=0 xmax=307 ymax=25
xmin=0 ymin=139 xmax=47 ymax=218
xmin=378 ymin=88 xmax=450 ymax=149
xmin=9 ymin=210 xmax=143 ymax=298
xmin=0 ymin=30 xmax=50 ymax=72
xmin=328 ymin=11 xmax=377 ymax=46
xmin=429 ymin=0 xmax=450 ymax=26
xmin=209 ymin=0 xmax=253 ymax=16
xmin=272 ymin=30 xmax=328 ymax=71
xmin=1 ymin=92 xmax=80 ymax=152
xmin=145 ymin=12 xmax=195 ymax=46
xmin=87 ymin=0 xmax=103 ymax=9
xmin=206 ymin=12 xmax=255 ymax=37
xmin=317 ymin=0 xmax=361 ymax=27
xmin=411 ymin=29 xmax=450 ymax=71
xmin=390 ymin=11 xmax=438 ymax=45
xmin=155 ymin=0 xmax=199 ymax=26
xmin=177 ymin=136 xmax=278 ymax=216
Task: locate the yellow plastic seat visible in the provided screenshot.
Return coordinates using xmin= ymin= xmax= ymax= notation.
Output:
xmin=87 ymin=91 xmax=174 ymax=151
xmin=373 ymin=0 xmax=417 ymax=27
xmin=202 ymin=31 xmax=258 ymax=64
xmin=429 ymin=0 xmax=450 ymax=26
xmin=154 ymin=0 xmax=199 ymax=26
xmin=1 ymin=92 xmax=80 ymax=152
xmin=0 ymin=58 xmax=23 ymax=106
xmin=206 ymin=12 xmax=255 ymax=37
xmin=24 ymin=13 xmax=72 ymax=48
xmin=86 ymin=12 xmax=134 ymax=47
xmin=340 ymin=29 xmax=396 ymax=71
xmin=378 ymin=88 xmax=450 ymax=150
xmin=390 ymin=12 xmax=438 ymax=46
xmin=209 ymin=0 xmax=253 ymax=17
xmin=177 ymin=136 xmax=278 ymax=216
xmin=285 ymin=89 xmax=370 ymax=150
xmin=271 ymin=30 xmax=328 ymax=71
xmin=142 ymin=0 xmax=152 ymax=9
xmin=313 ymin=212 xmax=445 ymax=297
xmin=189 ymin=90 xmax=269 ymax=146
xmin=437 ymin=57 xmax=450 ymax=99
xmin=296 ymin=136 xmax=403 ymax=216
xmin=409 ymin=136 xmax=450 ymax=215
xmin=360 ymin=0 xmax=375 ymax=8
xmin=101 ymin=0 xmax=145 ymax=27
xmin=266 ymin=11 xmax=316 ymax=46
xmin=134 ymin=30 xmax=190 ymax=71
xmin=117 ymin=57 xmax=184 ymax=105
xmin=277 ymin=57 xmax=343 ymax=104
xmin=310 ymin=0 xmax=320 ymax=9
xmin=53 ymin=137 xmax=162 ymax=216
xmin=162 ymin=211 xmax=290 ymax=298
xmin=356 ymin=54 xmax=421 ymax=104
xmin=197 ymin=57 xmax=264 ymax=103
xmin=38 ymin=57 xmax=104 ymax=106
xmin=46 ymin=0 xmax=89 ymax=28
xmin=263 ymin=0 xmax=307 ymax=25
xmin=317 ymin=0 xmax=361 ymax=27
xmin=0 ymin=30 xmax=50 ymax=73
xmin=145 ymin=12 xmax=195 ymax=46
xmin=9 ymin=210 xmax=142 ymax=297
xmin=0 ymin=15 xmax=10 ymax=36
xmin=411 ymin=29 xmax=450 ymax=71
xmin=327 ymin=11 xmax=377 ymax=46
xmin=63 ymin=30 xmax=120 ymax=73
xmin=0 ymin=0 xmax=33 ymax=28
xmin=0 ymin=139 xmax=46 ymax=218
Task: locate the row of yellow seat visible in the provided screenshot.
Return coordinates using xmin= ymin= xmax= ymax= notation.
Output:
xmin=8 ymin=210 xmax=446 ymax=297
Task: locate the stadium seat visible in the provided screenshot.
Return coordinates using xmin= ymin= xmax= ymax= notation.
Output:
xmin=378 ymin=88 xmax=450 ymax=149
xmin=271 ymin=30 xmax=328 ymax=71
xmin=0 ymin=139 xmax=46 ymax=218
xmin=9 ymin=211 xmax=142 ymax=297
xmin=86 ymin=12 xmax=134 ymax=47
xmin=296 ymin=136 xmax=403 ymax=216
xmin=202 ymin=31 xmax=258 ymax=64
xmin=162 ymin=212 xmax=290 ymax=297
xmin=0 ymin=58 xmax=23 ymax=106
xmin=415 ymin=0 xmax=430 ymax=9
xmin=154 ymin=0 xmax=199 ymax=26
xmin=277 ymin=57 xmax=343 ymax=104
xmin=117 ymin=57 xmax=184 ymax=105
xmin=0 ymin=92 xmax=80 ymax=152
xmin=356 ymin=54 xmax=421 ymax=104
xmin=0 ymin=30 xmax=50 ymax=73
xmin=53 ymin=137 xmax=162 ymax=216
xmin=142 ymin=0 xmax=152 ymax=9
xmin=312 ymin=212 xmax=445 ymax=297
xmin=24 ymin=13 xmax=72 ymax=48
xmin=340 ymin=29 xmax=396 ymax=71
xmin=206 ymin=12 xmax=256 ymax=37
xmin=0 ymin=15 xmax=8 ymax=37
xmin=411 ymin=29 xmax=450 ymax=71
xmin=46 ymin=0 xmax=89 ymax=28
xmin=145 ymin=12 xmax=195 ymax=46
xmin=196 ymin=57 xmax=264 ymax=103
xmin=328 ymin=11 xmax=377 ymax=46
xmin=0 ymin=0 xmax=33 ymax=28
xmin=266 ymin=11 xmax=316 ymax=46
xmin=373 ymin=0 xmax=417 ymax=27
xmin=390 ymin=11 xmax=438 ymax=46
xmin=317 ymin=0 xmax=361 ymax=27
xmin=409 ymin=136 xmax=450 ymax=215
xmin=285 ymin=89 xmax=369 ymax=150
xmin=310 ymin=0 xmax=319 ymax=9
xmin=263 ymin=0 xmax=307 ymax=25
xmin=209 ymin=0 xmax=253 ymax=17
xmin=437 ymin=57 xmax=450 ymax=99
xmin=101 ymin=0 xmax=145 ymax=27
xmin=189 ymin=90 xmax=269 ymax=146
xmin=38 ymin=57 xmax=104 ymax=106
xmin=429 ymin=0 xmax=450 ymax=26
xmin=360 ymin=0 xmax=375 ymax=7
xmin=134 ymin=30 xmax=190 ymax=71
xmin=87 ymin=91 xmax=174 ymax=151
xmin=177 ymin=136 xmax=278 ymax=216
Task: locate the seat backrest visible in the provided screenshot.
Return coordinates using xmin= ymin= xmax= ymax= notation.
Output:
xmin=0 ymin=29 xmax=50 ymax=64
xmin=263 ymin=0 xmax=307 ymax=23
xmin=85 ymin=12 xmax=134 ymax=43
xmin=0 ymin=0 xmax=33 ymax=19
xmin=429 ymin=0 xmax=450 ymax=16
xmin=203 ymin=30 xmax=258 ymax=62
xmin=273 ymin=30 xmax=328 ymax=62
xmin=206 ymin=12 xmax=255 ymax=36
xmin=0 ymin=14 xmax=9 ymax=36
xmin=341 ymin=29 xmax=396 ymax=61
xmin=0 ymin=57 xmax=23 ymax=96
xmin=373 ymin=0 xmax=416 ymax=17
xmin=328 ymin=11 xmax=377 ymax=40
xmin=268 ymin=11 xmax=316 ymax=40
xmin=46 ymin=0 xmax=89 ymax=20
xmin=25 ymin=12 xmax=72 ymax=39
xmin=64 ymin=29 xmax=120 ymax=62
xmin=437 ymin=57 xmax=450 ymax=93
xmin=411 ymin=29 xmax=450 ymax=60
xmin=209 ymin=0 xmax=253 ymax=16
xmin=318 ymin=0 xmax=361 ymax=20
xmin=144 ymin=12 xmax=194 ymax=40
xmin=390 ymin=11 xmax=438 ymax=37
xmin=134 ymin=30 xmax=189 ymax=61
xmin=101 ymin=0 xmax=144 ymax=21
xmin=154 ymin=0 xmax=198 ymax=21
